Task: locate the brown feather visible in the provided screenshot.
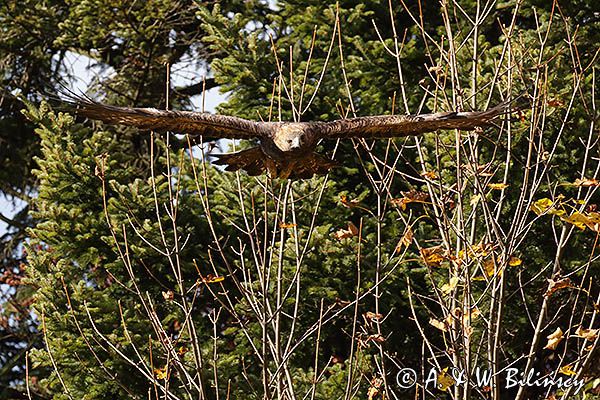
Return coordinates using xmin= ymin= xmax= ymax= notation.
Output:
xmin=320 ymin=100 xmax=516 ymax=139
xmin=213 ymin=147 xmax=267 ymax=175
xmin=213 ymin=149 xmax=337 ymax=179
xmin=68 ymin=96 xmax=274 ymax=139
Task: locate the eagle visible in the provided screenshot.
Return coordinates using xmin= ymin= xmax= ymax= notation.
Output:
xmin=66 ymin=96 xmax=516 ymax=179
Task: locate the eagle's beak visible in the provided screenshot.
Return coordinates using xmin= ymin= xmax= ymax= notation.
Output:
xmin=291 ymin=137 xmax=301 ymax=149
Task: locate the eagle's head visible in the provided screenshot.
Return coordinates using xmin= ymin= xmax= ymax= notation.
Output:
xmin=273 ymin=123 xmax=312 ymax=152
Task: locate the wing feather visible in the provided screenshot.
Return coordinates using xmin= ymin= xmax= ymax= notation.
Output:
xmin=320 ymin=101 xmax=516 ymax=139
xmin=67 ymin=96 xmax=273 ymax=139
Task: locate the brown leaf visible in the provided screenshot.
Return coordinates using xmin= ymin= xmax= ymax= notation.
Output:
xmin=339 ymin=195 xmax=371 ymax=212
xmin=391 ymin=189 xmax=429 ymax=210
xmin=395 ymin=226 xmax=414 ymax=252
xmin=365 ymin=311 xmax=384 ymax=322
xmin=332 ymin=222 xmax=359 ymax=240
xmin=545 ymin=277 xmax=573 ymax=297
xmin=474 ymin=162 xmax=495 ymax=177
xmin=367 ymin=386 xmax=379 ymax=400
xmin=420 ymin=246 xmax=446 ymax=267
xmin=544 ymin=327 xmax=564 ymax=350
xmin=340 ymin=194 xmax=359 ymax=208
xmin=367 ymin=334 xmax=386 ymax=344
xmin=573 ymin=178 xmax=600 ymax=187
xmin=547 ymin=98 xmax=565 ymax=107
xmin=367 ymin=377 xmax=384 ymax=400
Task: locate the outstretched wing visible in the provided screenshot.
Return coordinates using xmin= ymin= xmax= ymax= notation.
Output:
xmin=320 ymin=101 xmax=516 ymax=139
xmin=66 ymin=96 xmax=273 ymax=139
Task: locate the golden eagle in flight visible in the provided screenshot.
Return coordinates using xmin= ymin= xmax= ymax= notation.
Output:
xmin=67 ymin=96 xmax=516 ymax=179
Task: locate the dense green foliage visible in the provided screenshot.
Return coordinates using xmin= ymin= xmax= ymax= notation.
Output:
xmin=1 ymin=0 xmax=598 ymax=399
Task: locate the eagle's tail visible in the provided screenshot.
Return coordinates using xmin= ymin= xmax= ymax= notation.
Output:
xmin=213 ymin=147 xmax=267 ymax=176
xmin=213 ymin=148 xmax=338 ymax=179
xmin=290 ymin=153 xmax=338 ymax=179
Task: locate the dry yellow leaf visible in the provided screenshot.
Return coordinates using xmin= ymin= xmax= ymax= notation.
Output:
xmin=429 ymin=318 xmax=448 ymax=332
xmin=586 ymin=212 xmax=600 ymax=232
xmin=508 ymin=256 xmax=522 ymax=267
xmin=544 ymin=327 xmax=564 ymax=350
xmin=154 ymin=366 xmax=168 ymax=380
xmin=367 ymin=377 xmax=383 ymax=400
xmin=488 ymin=183 xmax=509 ymax=190
xmin=561 ymin=212 xmax=589 ymax=230
xmin=462 ymin=306 xmax=481 ymax=326
xmin=367 ymin=386 xmax=379 ymax=400
xmin=470 ymin=194 xmax=481 ymax=207
xmin=530 ymin=198 xmax=556 ymax=215
xmin=421 ymin=170 xmax=438 ymax=180
xmin=202 ymin=274 xmax=225 ymax=284
xmin=441 ymin=276 xmax=459 ymax=295
xmin=574 ymin=326 xmax=598 ymax=341
xmin=461 ymin=307 xmax=480 ymax=334
xmin=559 ymin=364 xmax=577 ymax=376
xmin=437 ymin=368 xmax=456 ymax=391
xmin=483 ymin=258 xmax=502 ymax=278
xmin=279 ymin=222 xmax=296 ymax=229
xmin=458 ymin=241 xmax=494 ymax=260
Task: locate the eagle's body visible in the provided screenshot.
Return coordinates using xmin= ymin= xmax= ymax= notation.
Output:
xmin=66 ymin=96 xmax=517 ymax=179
